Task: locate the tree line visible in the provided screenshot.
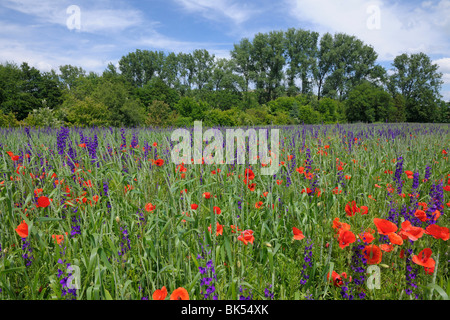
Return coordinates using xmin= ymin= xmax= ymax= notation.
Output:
xmin=1 ymin=28 xmax=448 ymax=127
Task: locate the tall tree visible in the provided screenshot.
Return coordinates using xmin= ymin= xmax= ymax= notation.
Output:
xmin=192 ymin=49 xmax=215 ymax=90
xmin=118 ymin=49 xmax=165 ymax=87
xmin=388 ymin=52 xmax=443 ymax=122
xmin=322 ymin=33 xmax=380 ymax=101
xmin=313 ymin=33 xmax=334 ymax=100
xmin=230 ymin=38 xmax=254 ymax=93
xmin=284 ymin=28 xmax=319 ymax=96
xmin=250 ymin=30 xmax=286 ymax=104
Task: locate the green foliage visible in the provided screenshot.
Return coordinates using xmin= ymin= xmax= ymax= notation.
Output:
xmin=0 ymin=29 xmax=446 ymax=126
xmin=175 ymin=97 xmax=208 ymax=121
xmin=0 ymin=111 xmax=22 ymax=127
xmin=23 ymin=107 xmax=63 ymax=127
xmin=136 ymin=77 xmax=180 ymax=109
xmin=290 ymin=104 xmax=323 ymax=124
xmin=345 ymin=82 xmax=395 ymax=123
xmin=145 ymin=100 xmax=173 ymax=127
xmin=62 ymin=96 xmax=110 ymax=127
xmin=388 ymin=52 xmax=443 ymax=122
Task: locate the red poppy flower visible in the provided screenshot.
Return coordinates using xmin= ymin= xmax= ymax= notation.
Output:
xmin=443 ymin=185 xmax=450 ymax=192
xmin=230 ymin=225 xmax=241 ymax=233
xmin=203 ymin=192 xmax=211 ymax=199
xmin=213 ymin=206 xmax=221 ymax=215
xmin=345 ymin=201 xmax=360 ymax=217
xmin=414 ymin=209 xmax=428 ymax=222
xmin=327 ymin=270 xmax=343 ymax=287
xmin=237 ymin=230 xmax=255 ymax=245
xmin=247 ymin=183 xmax=256 ymax=191
xmin=296 ymin=167 xmax=305 ymax=174
xmin=37 ymin=196 xmax=50 ymax=208
xmin=190 ymin=203 xmax=198 ymax=210
xmin=52 ymin=233 xmax=67 ymax=245
xmin=425 ymin=224 xmax=449 ymax=241
xmin=170 ymin=287 xmax=189 ymax=300
xmin=208 ymin=222 xmax=223 ymax=236
xmin=243 ymin=168 xmax=255 ymax=184
xmin=154 ymin=159 xmax=164 ymax=166
xmin=153 ymin=286 xmax=167 ymax=300
xmin=255 ymin=201 xmax=263 ymax=209
xmin=362 ymin=245 xmax=382 ymax=264
xmin=412 ymin=248 xmax=435 ymax=269
xmin=380 ymin=244 xmax=394 ymax=252
xmin=360 ymin=206 xmax=368 ymax=215
xmin=359 ymin=231 xmax=374 ymax=244
xmin=292 ymin=227 xmax=305 ymax=241
xmin=15 ymin=220 xmax=29 ymax=238
xmin=398 ymin=220 xmax=424 ymax=241
xmin=145 ymin=203 xmax=156 ymax=212
xmin=332 ymin=217 xmax=351 ymax=234
xmin=388 ymin=232 xmax=403 ymax=245
xmin=373 ymin=218 xmax=397 ymax=235
xmin=338 ymin=229 xmax=356 ymax=249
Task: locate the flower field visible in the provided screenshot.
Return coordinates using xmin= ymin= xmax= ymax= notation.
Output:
xmin=0 ymin=123 xmax=449 ymax=301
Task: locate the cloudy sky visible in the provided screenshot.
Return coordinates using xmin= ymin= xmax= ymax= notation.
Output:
xmin=1 ymin=0 xmax=449 ymax=100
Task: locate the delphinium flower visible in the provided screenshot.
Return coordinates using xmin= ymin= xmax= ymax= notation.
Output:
xmin=197 ymin=236 xmax=217 ymax=300
xmin=394 ymin=156 xmax=404 ymax=195
xmin=56 ymin=127 xmax=70 ymax=156
xmin=349 ymin=244 xmax=367 ymax=299
xmin=299 ymin=239 xmax=313 ymax=285
xmin=423 ymin=165 xmax=431 ymax=182
xmin=86 ymin=134 xmax=98 ymax=165
xmin=426 ymin=180 xmax=444 ymax=225
xmin=336 ymin=167 xmax=346 ymax=193
xmin=239 ymin=285 xmax=253 ymax=300
xmin=405 ymin=248 xmax=419 ymax=299
xmin=57 ymin=249 xmax=77 ymax=300
xmin=199 ymin=259 xmax=217 ymax=300
xmin=131 ymin=131 xmax=138 ymax=149
xmin=70 ymin=211 xmax=81 ymax=238
xmin=120 ymin=128 xmax=127 ymax=150
xmin=136 ymin=209 xmax=146 ymax=237
xmin=21 ymin=238 xmax=34 ymax=267
xmin=66 ymin=141 xmax=77 ymax=172
xmin=118 ymin=226 xmax=131 ymax=261
xmin=264 ymin=284 xmax=274 ymax=299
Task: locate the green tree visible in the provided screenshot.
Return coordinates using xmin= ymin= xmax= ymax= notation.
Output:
xmin=388 ymin=52 xmax=443 ymax=122
xmin=345 ymin=82 xmax=395 ymax=123
xmin=250 ymin=31 xmax=286 ymax=103
xmin=62 ymin=96 xmax=110 ymax=127
xmin=284 ymin=28 xmax=319 ymax=96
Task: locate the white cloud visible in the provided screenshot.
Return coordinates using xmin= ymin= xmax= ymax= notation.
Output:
xmin=173 ymin=0 xmax=257 ymax=25
xmin=285 ymin=0 xmax=450 ymax=61
xmin=1 ymin=0 xmax=144 ymax=33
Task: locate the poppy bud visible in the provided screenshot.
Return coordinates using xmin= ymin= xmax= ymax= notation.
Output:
xmin=115 ymin=216 xmax=120 ymax=223
xmin=264 ymin=242 xmax=272 ymax=247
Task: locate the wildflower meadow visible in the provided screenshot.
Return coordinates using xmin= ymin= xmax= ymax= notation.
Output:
xmin=0 ymin=122 xmax=449 ymax=301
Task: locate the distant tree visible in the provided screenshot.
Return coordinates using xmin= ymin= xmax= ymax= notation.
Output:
xmin=250 ymin=30 xmax=286 ymax=103
xmin=230 ymin=38 xmax=254 ymax=93
xmin=284 ymin=28 xmax=319 ymax=96
xmin=345 ymin=82 xmax=395 ymax=123
xmin=59 ymin=64 xmax=86 ymax=91
xmin=145 ymin=100 xmax=173 ymax=127
xmin=388 ymin=52 xmax=443 ymax=122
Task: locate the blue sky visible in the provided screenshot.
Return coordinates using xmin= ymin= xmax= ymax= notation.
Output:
xmin=1 ymin=0 xmax=449 ymax=100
